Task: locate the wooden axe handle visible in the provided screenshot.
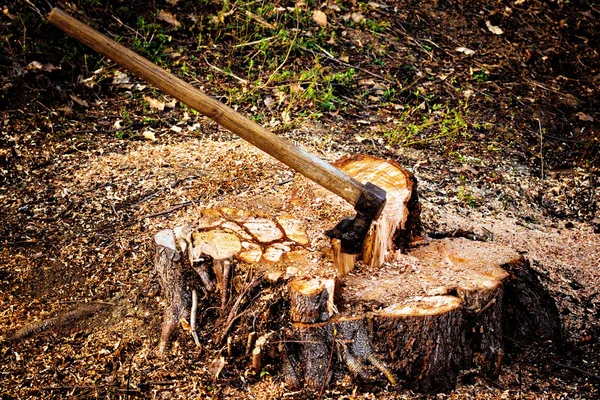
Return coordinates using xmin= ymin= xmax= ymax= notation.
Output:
xmin=48 ymin=8 xmax=364 ymax=206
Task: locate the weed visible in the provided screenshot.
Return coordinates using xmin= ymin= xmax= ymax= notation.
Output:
xmin=472 ymin=69 xmax=489 ymax=83
xmin=457 ymin=176 xmax=478 ymax=207
xmin=384 ymin=101 xmax=471 ymax=147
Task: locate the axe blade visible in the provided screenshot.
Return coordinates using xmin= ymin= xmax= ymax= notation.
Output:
xmin=325 ymin=182 xmax=387 ymax=254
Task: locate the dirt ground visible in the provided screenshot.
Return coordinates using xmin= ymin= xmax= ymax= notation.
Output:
xmin=1 ymin=0 xmax=599 ymax=398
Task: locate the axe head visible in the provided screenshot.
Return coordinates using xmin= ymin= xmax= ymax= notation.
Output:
xmin=325 ymin=182 xmax=387 ymax=254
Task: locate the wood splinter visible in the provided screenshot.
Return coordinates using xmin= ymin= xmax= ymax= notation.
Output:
xmin=252 ymin=331 xmax=276 ymax=372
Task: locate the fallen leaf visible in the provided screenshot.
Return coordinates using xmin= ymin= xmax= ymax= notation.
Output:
xmin=312 ymin=10 xmax=328 ymax=27
xmin=157 ymin=10 xmax=181 ymax=28
xmin=165 ymin=98 xmax=178 ymax=108
xmin=144 ymin=96 xmax=165 ymax=111
xmin=514 ymin=0 xmax=526 ymax=4
xmin=180 ymin=318 xmax=191 ymax=332
xmin=577 ymin=112 xmax=594 ymax=122
xmin=112 ymin=71 xmax=130 ymax=85
xmin=327 ymin=3 xmax=341 ymax=12
xmin=455 ymin=46 xmax=476 ymax=56
xmin=209 ymin=356 xmax=225 ymax=378
xmin=113 ymin=120 xmax=123 ymax=129
xmin=69 ymin=94 xmax=89 ymax=108
xmin=26 ymin=61 xmax=60 ymax=72
xmin=351 ymin=12 xmax=365 ymax=23
xmin=80 ymin=76 xmax=96 ymax=89
xmin=170 ymin=125 xmax=183 ymax=133
xmin=142 ymin=130 xmax=157 ymax=141
xmin=166 ymin=0 xmax=179 ymax=4
xmin=486 ymin=20 xmax=504 ymax=35
xmin=264 ymin=96 xmax=275 ymax=107
xmin=3 ymin=6 xmax=16 ymax=20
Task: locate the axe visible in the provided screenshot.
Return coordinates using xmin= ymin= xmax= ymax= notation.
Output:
xmin=48 ymin=8 xmax=386 ymax=253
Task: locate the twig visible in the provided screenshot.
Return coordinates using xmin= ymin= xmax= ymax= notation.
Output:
xmin=142 ymin=202 xmax=191 ymax=218
xmin=218 ymin=276 xmax=262 ymax=344
xmin=318 ymin=328 xmax=337 ymax=400
xmin=256 ymin=9 xmax=299 ymax=91
xmin=551 ymin=360 xmax=600 ymax=381
xmin=537 ymin=118 xmax=544 ymax=181
xmin=204 ymin=58 xmax=248 ymax=84
xmin=190 ymin=290 xmax=201 ymax=347
xmin=232 ymin=36 xmax=277 ymax=48
xmin=9 ymin=303 xmax=110 ymax=341
xmin=245 ymin=10 xmax=276 ymax=30
xmin=141 ymin=195 xmax=205 ymax=218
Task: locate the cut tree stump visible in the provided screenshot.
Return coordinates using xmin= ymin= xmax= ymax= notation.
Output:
xmin=151 ymin=154 xmax=561 ymax=393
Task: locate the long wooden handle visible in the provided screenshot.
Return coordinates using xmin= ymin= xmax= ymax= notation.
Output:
xmin=48 ymin=8 xmax=364 ymax=206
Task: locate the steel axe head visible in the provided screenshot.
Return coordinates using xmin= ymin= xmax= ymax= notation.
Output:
xmin=325 ymin=182 xmax=387 ymax=254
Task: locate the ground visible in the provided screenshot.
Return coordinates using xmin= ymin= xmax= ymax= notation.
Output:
xmin=1 ymin=0 xmax=599 ymax=398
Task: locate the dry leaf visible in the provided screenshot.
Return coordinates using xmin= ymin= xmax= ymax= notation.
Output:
xmin=26 ymin=61 xmax=60 ymax=72
xmin=157 ymin=10 xmax=181 ymax=27
xmin=486 ymin=20 xmax=504 ymax=35
xmin=455 ymin=46 xmax=476 ymax=55
xmin=144 ymin=96 xmax=165 ymax=111
xmin=170 ymin=125 xmax=183 ymax=133
xmin=209 ymin=356 xmax=225 ymax=378
xmin=166 ymin=0 xmax=179 ymax=4
xmin=264 ymin=96 xmax=275 ymax=107
xmin=165 ymin=98 xmax=178 ymax=109
xmin=312 ymin=10 xmax=328 ymax=27
xmin=112 ymin=71 xmax=130 ymax=84
xmin=180 ymin=318 xmax=191 ymax=332
xmin=113 ymin=120 xmax=123 ymax=129
xmin=3 ymin=6 xmax=16 ymax=20
xmin=577 ymin=112 xmax=594 ymax=122
xmin=69 ymin=94 xmax=89 ymax=108
xmin=351 ymin=13 xmax=365 ymax=23
xmin=142 ymin=130 xmax=157 ymax=141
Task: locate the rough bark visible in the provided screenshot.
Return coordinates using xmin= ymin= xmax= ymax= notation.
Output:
xmin=286 ymin=238 xmax=562 ymax=392
xmin=154 ymin=229 xmax=191 ymax=355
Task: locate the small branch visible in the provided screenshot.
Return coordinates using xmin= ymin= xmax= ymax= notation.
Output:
xmin=190 ymin=290 xmax=201 ymax=347
xmin=552 ymin=360 xmax=600 ymax=381
xmin=245 ymin=10 xmax=276 ymax=30
xmin=9 ymin=303 xmax=110 ymax=341
xmin=318 ymin=329 xmax=337 ymax=400
xmin=204 ymin=58 xmax=248 ymax=84
xmin=537 ymin=118 xmax=544 ymax=181
xmin=232 ymin=35 xmax=277 ymax=48
xmin=218 ymin=276 xmax=262 ymax=344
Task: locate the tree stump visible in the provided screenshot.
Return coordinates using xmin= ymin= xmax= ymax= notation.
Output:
xmin=151 ymin=154 xmax=561 ymax=393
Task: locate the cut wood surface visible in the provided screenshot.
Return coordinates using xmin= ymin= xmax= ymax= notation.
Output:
xmin=329 ymin=155 xmax=420 ymax=275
